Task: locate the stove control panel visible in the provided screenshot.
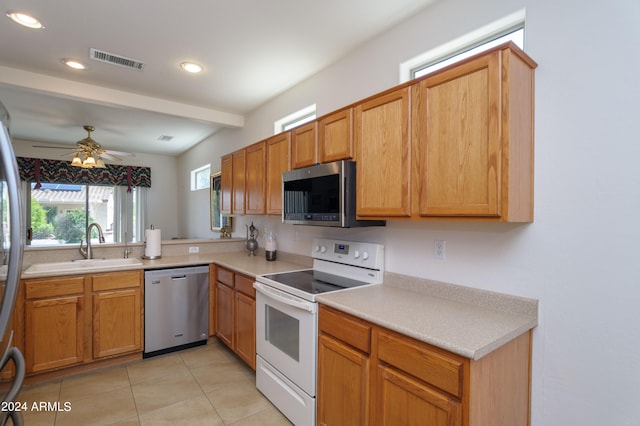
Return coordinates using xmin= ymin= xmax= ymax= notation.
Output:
xmin=312 ymin=238 xmax=384 ymax=271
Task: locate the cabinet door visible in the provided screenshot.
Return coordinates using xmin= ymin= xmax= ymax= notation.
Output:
xmin=93 ymin=288 xmax=142 ymax=358
xmin=374 ymin=365 xmax=461 ymax=426
xmin=234 ymin=291 xmax=256 ymax=370
xmin=220 ymin=154 xmax=233 ymax=215
xmin=232 ymin=149 xmax=246 ymax=215
xmin=266 ymin=133 xmax=291 ymax=214
xmin=317 ymin=334 xmax=369 ymax=426
xmin=215 ymin=282 xmax=234 ymax=348
xmin=414 ymin=51 xmax=501 ymax=217
xmin=355 ymin=88 xmax=411 ymax=217
xmin=246 ymin=142 xmax=266 ymax=214
xmin=291 ymin=122 xmax=317 ymax=169
xmin=318 ymin=108 xmax=353 ymax=163
xmin=25 ymin=295 xmax=84 ymax=373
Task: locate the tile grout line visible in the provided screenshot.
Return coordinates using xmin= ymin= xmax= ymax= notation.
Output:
xmin=124 ymin=361 xmax=142 ymax=425
xmin=179 ymin=347 xmax=229 ymax=425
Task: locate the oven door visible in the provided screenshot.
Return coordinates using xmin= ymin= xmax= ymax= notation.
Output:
xmin=254 ymin=281 xmax=317 ymax=396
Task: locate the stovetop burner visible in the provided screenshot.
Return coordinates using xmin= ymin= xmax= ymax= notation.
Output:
xmin=260 ymin=269 xmax=370 ymax=295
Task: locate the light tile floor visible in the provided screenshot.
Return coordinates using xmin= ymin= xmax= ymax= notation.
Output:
xmin=14 ymin=342 xmax=293 ymax=425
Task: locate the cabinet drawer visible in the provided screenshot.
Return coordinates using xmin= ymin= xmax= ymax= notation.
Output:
xmin=235 ymin=274 xmax=255 ymax=298
xmin=319 ymin=305 xmax=371 ymax=353
xmin=216 ymin=266 xmax=234 ymax=287
xmin=377 ymin=329 xmax=464 ymax=398
xmin=24 ymin=276 xmax=85 ymax=300
xmin=92 ymin=271 xmax=141 ymax=292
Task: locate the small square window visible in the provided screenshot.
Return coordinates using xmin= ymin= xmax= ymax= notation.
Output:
xmin=274 ymin=104 xmax=316 ymax=134
xmin=191 ymin=164 xmax=211 ymax=191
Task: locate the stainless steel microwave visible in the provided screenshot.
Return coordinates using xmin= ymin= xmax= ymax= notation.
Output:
xmin=282 ymin=160 xmax=386 ymax=228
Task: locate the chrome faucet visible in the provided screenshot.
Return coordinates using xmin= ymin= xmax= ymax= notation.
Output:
xmin=123 ymin=232 xmax=132 ymax=258
xmin=79 ymin=222 xmax=105 ymax=259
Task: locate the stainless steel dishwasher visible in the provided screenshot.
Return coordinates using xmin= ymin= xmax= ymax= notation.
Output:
xmin=144 ymin=265 xmax=209 ymax=357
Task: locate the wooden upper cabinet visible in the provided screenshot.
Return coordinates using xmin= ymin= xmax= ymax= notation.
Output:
xmin=318 ymin=107 xmax=353 ymax=163
xmin=413 ymin=52 xmax=501 ymax=218
xmin=412 ymin=46 xmax=536 ymax=221
xmin=355 ymin=87 xmax=411 ymax=218
xmin=245 ymin=142 xmax=266 ymax=214
xmin=266 ymin=132 xmax=291 ymax=214
xmin=219 ymin=43 xmax=535 ymax=222
xmin=291 ymin=122 xmax=317 ymax=169
xmin=232 ymin=149 xmax=246 ymax=215
xmin=220 ymin=154 xmax=233 ymax=215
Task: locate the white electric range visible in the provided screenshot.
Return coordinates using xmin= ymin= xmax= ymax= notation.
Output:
xmin=253 ymin=238 xmax=384 ymax=425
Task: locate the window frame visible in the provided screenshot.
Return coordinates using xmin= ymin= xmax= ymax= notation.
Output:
xmin=190 ymin=164 xmax=211 ymax=191
xmin=26 ymin=182 xmax=146 ymax=246
xmin=274 ymin=104 xmax=317 ymax=134
xmin=399 ymin=9 xmax=526 ymax=83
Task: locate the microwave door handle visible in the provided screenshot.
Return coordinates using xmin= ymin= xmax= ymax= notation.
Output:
xmin=253 ymin=282 xmax=316 ymax=313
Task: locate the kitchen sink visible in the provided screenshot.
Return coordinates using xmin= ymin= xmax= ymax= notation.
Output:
xmin=24 ymin=258 xmax=142 ymax=274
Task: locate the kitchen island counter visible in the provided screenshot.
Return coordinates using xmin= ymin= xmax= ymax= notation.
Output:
xmin=316 ymin=272 xmax=538 ymax=360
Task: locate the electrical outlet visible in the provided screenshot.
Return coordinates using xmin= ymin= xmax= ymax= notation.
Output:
xmin=189 ymin=246 xmax=199 ymax=254
xmin=434 ymin=240 xmax=446 ymax=260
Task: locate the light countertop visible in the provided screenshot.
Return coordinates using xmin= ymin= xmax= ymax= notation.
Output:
xmin=19 ymin=251 xmax=311 ymax=279
xmin=18 ymin=250 xmax=536 ymax=361
xmin=316 ymin=272 xmax=538 ymax=360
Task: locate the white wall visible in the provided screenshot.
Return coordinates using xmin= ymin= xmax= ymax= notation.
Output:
xmin=13 ymin=138 xmax=180 ymax=239
xmin=179 ymin=0 xmax=640 ymax=424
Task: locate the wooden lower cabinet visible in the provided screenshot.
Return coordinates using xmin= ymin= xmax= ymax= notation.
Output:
xmin=25 ymin=294 xmax=84 ymax=373
xmin=214 ymin=265 xmax=256 ymax=369
xmin=376 ymin=364 xmax=461 ymax=426
xmin=24 ymin=276 xmax=85 ymax=373
xmin=91 ymin=271 xmax=143 ymax=359
xmin=215 ymin=280 xmax=234 ymax=348
xmin=234 ymin=290 xmax=255 ymax=368
xmin=21 ymin=270 xmax=143 ymax=376
xmin=318 ymin=305 xmax=531 ymax=426
xmin=318 ymin=333 xmax=370 ymax=426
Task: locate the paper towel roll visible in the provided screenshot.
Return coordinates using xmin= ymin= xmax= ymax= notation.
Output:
xmin=144 ymin=228 xmax=162 ymax=258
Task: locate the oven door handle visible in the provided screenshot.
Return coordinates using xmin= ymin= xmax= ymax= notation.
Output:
xmin=253 ymin=282 xmax=317 ymax=313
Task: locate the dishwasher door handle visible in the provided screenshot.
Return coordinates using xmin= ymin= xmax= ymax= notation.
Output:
xmin=171 ymin=275 xmax=187 ymax=280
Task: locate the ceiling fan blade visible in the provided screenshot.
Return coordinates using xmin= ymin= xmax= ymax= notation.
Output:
xmin=32 ymin=144 xmax=74 ymax=150
xmin=104 ymin=149 xmax=135 ymax=157
xmin=99 ymin=153 xmax=124 ymax=161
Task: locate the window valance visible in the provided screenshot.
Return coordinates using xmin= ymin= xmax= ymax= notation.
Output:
xmin=17 ymin=157 xmax=151 ymax=190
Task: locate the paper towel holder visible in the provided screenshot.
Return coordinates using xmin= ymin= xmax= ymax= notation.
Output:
xmin=141 ymin=254 xmax=162 ymax=260
xmin=142 ymin=224 xmax=162 ymax=260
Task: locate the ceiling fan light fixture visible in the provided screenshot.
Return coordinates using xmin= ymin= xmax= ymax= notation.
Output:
xmin=63 ymin=58 xmax=86 ymax=70
xmin=180 ymin=62 xmax=203 ymax=74
xmin=71 ymin=156 xmax=83 ymax=167
xmin=82 ymin=156 xmax=96 ymax=168
xmin=6 ymin=11 xmax=44 ymax=29
xmin=95 ymin=158 xmax=106 ymax=168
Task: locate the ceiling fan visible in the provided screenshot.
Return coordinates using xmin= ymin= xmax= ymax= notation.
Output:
xmin=33 ymin=125 xmax=135 ymax=168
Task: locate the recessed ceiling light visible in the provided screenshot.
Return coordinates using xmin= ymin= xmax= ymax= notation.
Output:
xmin=62 ymin=59 xmax=86 ymax=70
xmin=6 ymin=11 xmax=44 ymax=29
xmin=180 ymin=62 xmax=203 ymax=74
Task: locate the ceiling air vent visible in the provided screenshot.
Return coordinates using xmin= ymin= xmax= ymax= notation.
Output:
xmin=89 ymin=48 xmax=144 ymax=71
